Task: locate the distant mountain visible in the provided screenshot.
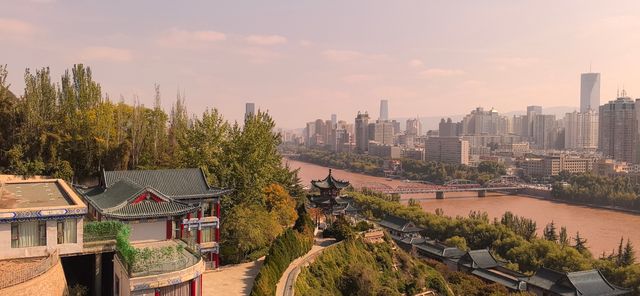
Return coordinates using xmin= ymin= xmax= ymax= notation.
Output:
xmin=393 ymin=106 xmax=578 ymax=131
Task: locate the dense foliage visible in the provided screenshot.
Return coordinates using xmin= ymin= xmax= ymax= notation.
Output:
xmin=552 ymin=172 xmax=640 ymax=211
xmin=294 ymin=236 xmax=452 ymax=296
xmin=83 ymin=220 xmax=126 ymax=242
xmin=294 ymin=148 xmax=505 ymax=184
xmin=250 ymin=207 xmax=315 ymax=296
xmin=0 ymin=64 xmax=302 ymax=263
xmin=351 ymin=190 xmax=640 ymax=294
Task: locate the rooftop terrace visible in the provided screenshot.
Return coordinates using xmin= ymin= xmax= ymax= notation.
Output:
xmin=0 ymin=182 xmax=72 ymax=209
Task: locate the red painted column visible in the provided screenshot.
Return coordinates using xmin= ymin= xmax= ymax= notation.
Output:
xmin=196 ymin=209 xmax=202 ymax=243
xmin=186 ymin=213 xmax=191 ymax=239
xmin=190 ymin=279 xmax=197 ymax=296
xmin=155 ymin=289 xmax=160 ymax=296
xmin=199 ymin=276 xmax=203 ymax=296
xmin=166 ymin=219 xmax=173 ymax=239
xmin=213 ymin=253 xmax=219 ymax=269
xmin=215 ymin=202 xmax=221 ymax=242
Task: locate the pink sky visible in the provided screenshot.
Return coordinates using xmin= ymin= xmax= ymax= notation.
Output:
xmin=2 ymin=1 xmax=640 ymax=128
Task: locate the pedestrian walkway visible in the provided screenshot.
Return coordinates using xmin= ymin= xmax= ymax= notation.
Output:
xmin=275 ymin=237 xmax=337 ymax=296
xmin=202 ymin=258 xmax=264 ymax=296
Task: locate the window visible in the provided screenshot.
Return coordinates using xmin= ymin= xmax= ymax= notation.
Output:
xmin=201 ymin=227 xmax=214 ymax=243
xmin=173 ymin=220 xmax=181 ymax=239
xmin=11 ymin=221 xmax=47 ymax=248
xmin=202 ymin=202 xmax=213 ymax=217
xmin=57 ymin=219 xmax=77 ymax=244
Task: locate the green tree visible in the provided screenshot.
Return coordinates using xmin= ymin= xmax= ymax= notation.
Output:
xmin=543 ymin=221 xmax=558 ymax=242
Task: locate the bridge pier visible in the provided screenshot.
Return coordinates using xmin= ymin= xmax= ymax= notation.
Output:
xmin=436 ymin=191 xmax=445 ymax=199
xmin=477 ymin=190 xmax=486 ymax=197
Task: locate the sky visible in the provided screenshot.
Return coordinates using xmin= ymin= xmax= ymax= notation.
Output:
xmin=2 ymin=1 xmax=640 ymax=128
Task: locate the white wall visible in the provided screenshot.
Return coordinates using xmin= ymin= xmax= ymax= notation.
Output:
xmin=128 ymin=220 xmax=166 ymax=242
xmin=0 ymin=218 xmax=83 ymax=260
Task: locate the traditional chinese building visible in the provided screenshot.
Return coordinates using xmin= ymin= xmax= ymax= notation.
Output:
xmin=526 ymin=267 xmax=632 ymax=296
xmin=308 ymin=169 xmax=352 ymax=216
xmin=80 ymin=168 xmax=232 ymax=269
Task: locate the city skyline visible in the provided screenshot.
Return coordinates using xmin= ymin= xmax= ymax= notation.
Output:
xmin=3 ymin=1 xmax=640 ymax=129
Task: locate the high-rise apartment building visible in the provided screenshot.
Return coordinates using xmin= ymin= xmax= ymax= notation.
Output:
xmin=245 ymin=102 xmax=255 ymax=120
xmin=372 ymin=121 xmax=394 ymax=145
xmin=523 ymin=105 xmax=542 ymax=138
xmin=425 ymin=137 xmax=469 ymax=165
xmin=460 ymin=107 xmax=508 ymax=136
xmin=564 ymin=110 xmax=598 ymax=151
xmin=331 ymin=114 xmax=337 ymax=128
xmin=532 ymin=114 xmax=558 ymax=150
xmin=581 ymin=73 xmax=601 ymax=113
xmin=439 ymin=118 xmax=458 ymax=137
xmin=355 ymin=111 xmax=370 ymax=153
xmin=379 ymin=99 xmax=389 ymax=121
xmin=599 ymin=94 xmax=637 ymax=163
xmin=406 ymin=118 xmax=422 ymax=136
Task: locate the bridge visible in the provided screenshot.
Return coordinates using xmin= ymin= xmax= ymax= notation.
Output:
xmin=362 ymin=176 xmax=526 ymax=199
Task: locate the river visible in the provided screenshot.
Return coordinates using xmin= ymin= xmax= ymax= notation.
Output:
xmin=285 ymin=158 xmax=640 ymax=257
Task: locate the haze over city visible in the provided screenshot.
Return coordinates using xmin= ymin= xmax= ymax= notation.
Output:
xmin=3 ymin=1 xmax=640 ymax=128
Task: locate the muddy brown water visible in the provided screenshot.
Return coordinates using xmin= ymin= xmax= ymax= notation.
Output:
xmin=286 ymin=158 xmax=640 ymax=257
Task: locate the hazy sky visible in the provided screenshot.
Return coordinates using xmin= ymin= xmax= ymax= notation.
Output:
xmin=2 ymin=1 xmax=640 ymax=128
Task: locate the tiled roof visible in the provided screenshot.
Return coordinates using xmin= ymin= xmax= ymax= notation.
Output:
xmin=378 ymin=214 xmax=423 ymax=233
xmin=83 ymin=179 xmax=145 ymax=210
xmin=311 ymin=169 xmax=350 ymax=190
xmin=415 ymin=240 xmax=465 ymax=259
xmin=470 ymin=269 xmax=525 ymax=291
xmin=103 ymin=168 xmax=232 ymax=199
xmin=106 ymin=201 xmax=197 ymax=219
xmin=460 ymin=249 xmax=501 ymax=269
xmin=527 ymin=267 xmax=632 ymax=296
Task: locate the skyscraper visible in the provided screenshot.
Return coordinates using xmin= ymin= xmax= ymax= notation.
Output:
xmin=355 ymin=111 xmax=370 ymax=153
xmin=564 ymin=110 xmax=599 ymax=151
xmin=331 ymin=114 xmax=337 ymax=128
xmin=379 ymin=99 xmax=389 ymax=121
xmin=599 ymin=93 xmax=637 ymax=163
xmin=580 ymin=73 xmax=601 ymax=113
xmin=406 ymin=118 xmax=422 ymax=136
xmin=245 ymin=102 xmax=255 ymax=120
xmin=524 ymin=105 xmax=542 ymax=138
xmin=532 ymin=114 xmax=557 ymax=150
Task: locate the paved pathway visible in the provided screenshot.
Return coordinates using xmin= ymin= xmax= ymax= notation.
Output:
xmin=276 ymin=238 xmax=337 ymax=296
xmin=202 ymin=258 xmax=264 ymax=296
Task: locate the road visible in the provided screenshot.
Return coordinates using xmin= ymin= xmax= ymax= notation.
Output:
xmin=202 ymin=258 xmax=264 ymax=296
xmin=276 ymin=238 xmax=337 ymax=296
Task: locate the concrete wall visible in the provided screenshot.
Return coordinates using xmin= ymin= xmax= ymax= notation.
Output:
xmin=0 ymin=255 xmax=68 ymax=296
xmin=0 ymin=218 xmax=83 ymax=260
xmin=128 ymin=220 xmax=166 ymax=242
xmin=114 ymin=254 xmax=132 ymax=296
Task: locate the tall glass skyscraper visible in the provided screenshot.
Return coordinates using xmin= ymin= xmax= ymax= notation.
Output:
xmin=379 ymin=99 xmax=389 ymax=121
xmin=580 ymin=73 xmax=600 ymax=113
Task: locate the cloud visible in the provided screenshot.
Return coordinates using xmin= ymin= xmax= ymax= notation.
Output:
xmin=322 ymin=49 xmax=387 ymax=62
xmin=78 ymin=46 xmax=133 ymax=62
xmin=0 ymin=18 xmax=37 ymax=40
xmin=299 ymin=40 xmax=312 ymax=47
xmin=342 ymin=74 xmax=377 ymax=83
xmin=158 ymin=28 xmax=226 ymax=48
xmin=420 ymin=68 xmax=465 ymax=78
xmin=245 ymin=34 xmax=287 ymax=46
xmin=408 ymin=59 xmax=424 ymax=68
xmin=238 ymin=47 xmax=282 ymax=64
xmin=488 ymin=57 xmax=540 ymax=69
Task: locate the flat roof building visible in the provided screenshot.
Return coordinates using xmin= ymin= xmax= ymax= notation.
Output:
xmin=0 ymin=179 xmax=87 ymax=260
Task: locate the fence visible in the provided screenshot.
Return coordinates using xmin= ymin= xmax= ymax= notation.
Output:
xmin=0 ymin=250 xmax=59 ymax=289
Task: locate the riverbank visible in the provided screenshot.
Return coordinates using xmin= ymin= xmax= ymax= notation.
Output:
xmin=286 ymin=158 xmax=640 ymax=257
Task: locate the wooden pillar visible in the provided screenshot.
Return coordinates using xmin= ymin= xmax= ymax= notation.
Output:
xmin=190 ymin=278 xmax=197 ymax=296
xmin=154 ymin=289 xmax=160 ymax=296
xmin=197 ymin=209 xmax=202 ymax=244
xmin=199 ymin=275 xmax=203 ymax=296
xmin=166 ymin=219 xmax=173 ymax=239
